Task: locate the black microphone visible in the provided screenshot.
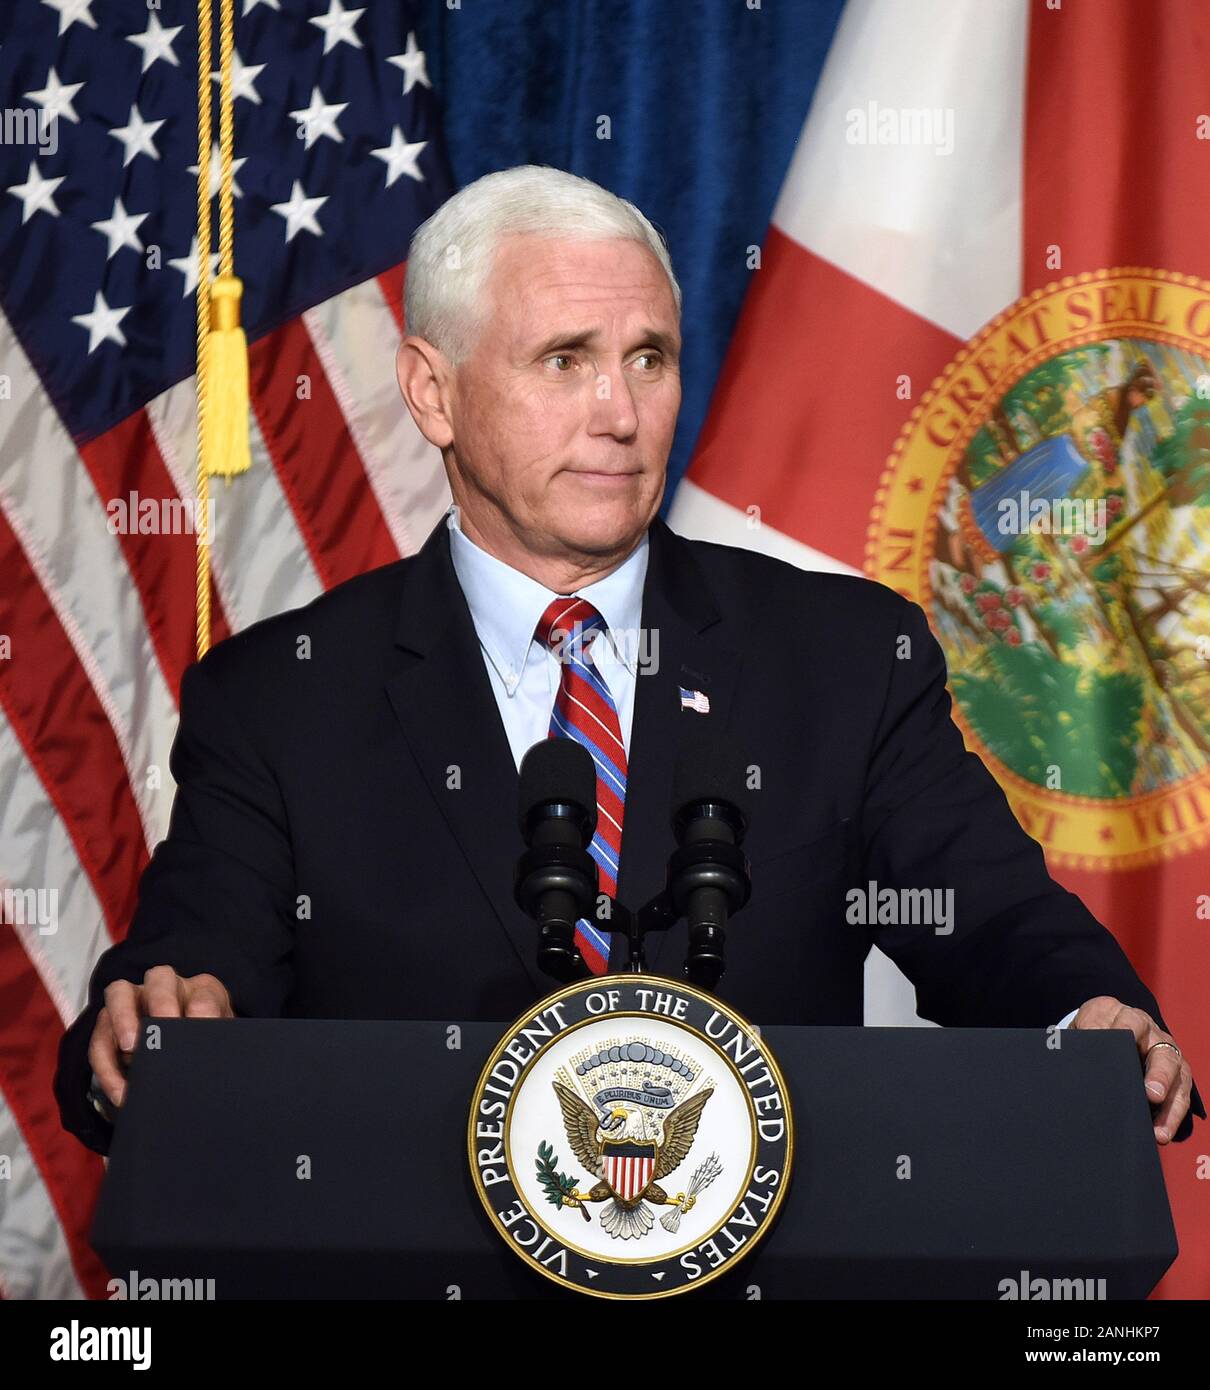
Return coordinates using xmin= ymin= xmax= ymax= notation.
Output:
xmin=514 ymin=738 xmax=600 ymax=982
xmin=669 ymin=730 xmax=751 ymax=989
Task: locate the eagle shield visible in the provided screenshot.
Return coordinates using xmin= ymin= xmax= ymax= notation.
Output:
xmin=602 ymin=1141 xmax=657 ymax=1203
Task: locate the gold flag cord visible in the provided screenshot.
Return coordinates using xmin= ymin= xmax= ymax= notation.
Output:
xmin=194 ymin=0 xmax=214 ymax=658
xmin=195 ymin=0 xmax=249 ymax=660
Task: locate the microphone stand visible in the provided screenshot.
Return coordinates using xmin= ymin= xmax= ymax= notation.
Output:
xmin=522 ymin=829 xmax=751 ymax=987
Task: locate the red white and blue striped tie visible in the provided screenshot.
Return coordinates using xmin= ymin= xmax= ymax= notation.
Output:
xmin=535 ymin=596 xmax=626 ymax=974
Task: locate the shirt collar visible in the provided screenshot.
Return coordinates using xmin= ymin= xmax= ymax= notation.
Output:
xmin=446 ymin=503 xmax=649 ymax=689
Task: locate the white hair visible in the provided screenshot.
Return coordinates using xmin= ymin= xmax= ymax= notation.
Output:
xmin=404 ymin=164 xmax=682 ymax=366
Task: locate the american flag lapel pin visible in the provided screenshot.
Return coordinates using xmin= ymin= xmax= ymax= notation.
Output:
xmin=679 ymin=686 xmax=711 ymax=714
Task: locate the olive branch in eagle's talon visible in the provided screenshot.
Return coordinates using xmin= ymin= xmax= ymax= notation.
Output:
xmin=536 ymin=1141 xmax=591 ymax=1221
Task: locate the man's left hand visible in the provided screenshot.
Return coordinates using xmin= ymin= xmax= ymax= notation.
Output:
xmin=1071 ymin=996 xmax=1192 ymax=1144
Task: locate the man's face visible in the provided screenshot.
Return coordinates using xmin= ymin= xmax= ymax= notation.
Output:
xmin=437 ymin=234 xmax=681 ymax=567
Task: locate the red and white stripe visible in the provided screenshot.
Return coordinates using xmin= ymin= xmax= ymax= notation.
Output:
xmin=0 ymin=265 xmax=449 ymax=1298
xmin=605 ymin=1150 xmax=654 ymax=1203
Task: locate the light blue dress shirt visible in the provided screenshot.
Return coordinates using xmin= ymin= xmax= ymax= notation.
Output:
xmin=446 ymin=503 xmax=649 ymax=773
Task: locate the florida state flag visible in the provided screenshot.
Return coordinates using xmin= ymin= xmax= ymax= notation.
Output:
xmin=672 ymin=0 xmax=1210 ymax=1297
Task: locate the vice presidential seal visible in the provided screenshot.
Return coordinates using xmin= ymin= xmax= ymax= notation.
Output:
xmin=468 ymin=975 xmax=793 ymax=1299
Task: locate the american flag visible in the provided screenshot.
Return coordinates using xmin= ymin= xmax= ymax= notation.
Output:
xmin=0 ymin=0 xmax=453 ymax=1298
xmin=678 ymin=686 xmax=710 ymax=714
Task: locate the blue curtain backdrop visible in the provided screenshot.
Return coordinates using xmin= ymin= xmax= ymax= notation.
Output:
xmin=414 ymin=0 xmax=846 ymax=512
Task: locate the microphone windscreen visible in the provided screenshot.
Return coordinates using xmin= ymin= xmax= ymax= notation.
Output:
xmin=518 ymin=736 xmax=598 ymax=832
xmin=671 ymin=725 xmax=748 ymax=826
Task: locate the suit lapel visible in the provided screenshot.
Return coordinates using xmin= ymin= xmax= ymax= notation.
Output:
xmin=384 ymin=517 xmax=549 ymax=995
xmin=383 ymin=512 xmax=742 ymax=993
xmin=617 ymin=518 xmax=742 ymax=975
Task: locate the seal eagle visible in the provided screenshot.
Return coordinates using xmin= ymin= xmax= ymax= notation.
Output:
xmin=552 ymin=1081 xmax=714 ymax=1240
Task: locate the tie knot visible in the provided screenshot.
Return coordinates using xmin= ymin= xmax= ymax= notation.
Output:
xmin=535 ymin=596 xmax=606 ymax=658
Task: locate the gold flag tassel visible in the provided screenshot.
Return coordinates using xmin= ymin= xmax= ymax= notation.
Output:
xmin=195 ymin=0 xmax=249 ymax=658
xmin=201 ymin=273 xmax=251 ymax=482
xmin=200 ymin=0 xmax=249 ymax=486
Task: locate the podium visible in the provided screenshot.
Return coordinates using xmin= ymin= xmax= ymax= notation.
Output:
xmin=91 ymin=1017 xmax=1176 ymax=1299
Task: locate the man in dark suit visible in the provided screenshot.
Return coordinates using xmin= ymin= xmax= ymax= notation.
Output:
xmin=56 ymin=165 xmax=1200 ymax=1154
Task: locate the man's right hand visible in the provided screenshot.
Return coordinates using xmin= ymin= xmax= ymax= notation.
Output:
xmin=88 ymin=966 xmax=235 ymax=1108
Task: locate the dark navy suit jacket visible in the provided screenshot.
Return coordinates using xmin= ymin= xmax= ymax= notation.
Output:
xmin=56 ymin=513 xmax=1203 ymax=1151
